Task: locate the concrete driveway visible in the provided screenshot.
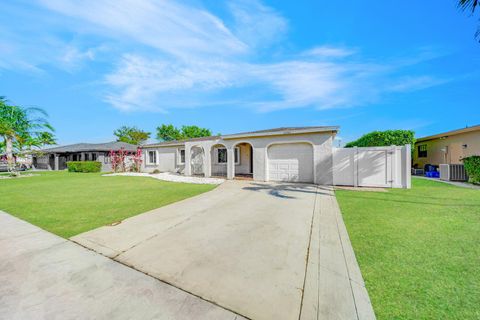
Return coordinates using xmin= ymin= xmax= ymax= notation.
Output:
xmin=0 ymin=212 xmax=244 ymax=320
xmin=72 ymin=180 xmax=375 ymax=320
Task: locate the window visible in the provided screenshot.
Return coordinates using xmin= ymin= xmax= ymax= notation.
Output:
xmin=91 ymin=153 xmax=97 ymax=161
xmin=418 ymin=145 xmax=427 ymax=158
xmin=234 ymin=147 xmax=240 ymax=165
xmin=148 ymin=150 xmax=157 ymax=164
xmin=217 ymin=148 xmax=227 ymax=163
xmin=84 ymin=153 xmax=89 ymax=161
xmin=179 ymin=149 xmax=185 ymax=164
xmin=216 ymin=147 xmax=240 ymax=164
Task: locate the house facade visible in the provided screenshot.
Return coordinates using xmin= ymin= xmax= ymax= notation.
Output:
xmin=34 ymin=142 xmax=138 ymax=171
xmin=413 ymin=125 xmax=480 ymax=168
xmin=141 ymin=127 xmax=338 ymax=185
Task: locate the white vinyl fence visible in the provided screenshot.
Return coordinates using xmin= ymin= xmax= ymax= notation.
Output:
xmin=333 ymin=145 xmax=411 ymax=189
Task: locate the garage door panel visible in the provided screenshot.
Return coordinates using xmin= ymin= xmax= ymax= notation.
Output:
xmin=268 ymin=143 xmax=313 ymax=183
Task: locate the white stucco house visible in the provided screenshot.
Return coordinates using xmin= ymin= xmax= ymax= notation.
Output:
xmin=141 ymin=126 xmax=338 ymax=185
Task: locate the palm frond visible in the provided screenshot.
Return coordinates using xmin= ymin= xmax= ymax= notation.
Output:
xmin=459 ymin=0 xmax=479 ymax=13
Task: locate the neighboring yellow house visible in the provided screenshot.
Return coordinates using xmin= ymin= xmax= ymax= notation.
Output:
xmin=413 ymin=124 xmax=480 ymax=168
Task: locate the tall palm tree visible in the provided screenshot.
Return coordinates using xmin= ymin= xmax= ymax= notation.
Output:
xmin=0 ymin=97 xmax=54 ymax=173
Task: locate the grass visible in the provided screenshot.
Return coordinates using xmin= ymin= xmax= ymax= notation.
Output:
xmin=336 ymin=178 xmax=480 ymax=319
xmin=0 ymin=171 xmax=216 ymax=238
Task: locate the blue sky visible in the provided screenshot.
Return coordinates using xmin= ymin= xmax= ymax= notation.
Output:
xmin=1 ymin=0 xmax=479 ymax=146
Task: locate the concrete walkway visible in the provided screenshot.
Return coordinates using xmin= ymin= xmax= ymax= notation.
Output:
xmin=0 ymin=212 xmax=245 ymax=320
xmin=414 ymin=176 xmax=480 ymax=189
xmin=72 ymin=181 xmax=375 ymax=320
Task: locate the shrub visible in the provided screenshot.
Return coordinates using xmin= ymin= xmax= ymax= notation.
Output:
xmin=462 ymin=156 xmax=480 ymax=184
xmin=152 ymin=169 xmax=161 ymax=174
xmin=345 ymin=130 xmax=415 ymax=148
xmin=67 ymin=161 xmax=102 ymax=173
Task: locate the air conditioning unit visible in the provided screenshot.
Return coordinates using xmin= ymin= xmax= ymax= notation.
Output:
xmin=439 ymin=164 xmax=468 ymax=182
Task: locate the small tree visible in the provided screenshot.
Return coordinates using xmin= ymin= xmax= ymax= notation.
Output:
xmin=109 ymin=148 xmax=129 ymax=172
xmin=345 ymin=130 xmax=415 ymax=148
xmin=156 ymin=124 xmax=213 ymax=141
xmin=109 ymin=150 xmax=119 ymax=172
xmin=113 ymin=126 xmax=150 ymax=145
xmin=131 ymin=148 xmax=143 ymax=172
xmin=156 ymin=124 xmax=182 ymax=141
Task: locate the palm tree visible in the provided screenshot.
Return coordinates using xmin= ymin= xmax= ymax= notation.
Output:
xmin=0 ymin=97 xmax=55 ymax=174
xmin=459 ymin=0 xmax=480 ymax=40
xmin=459 ymin=0 xmax=479 ymax=12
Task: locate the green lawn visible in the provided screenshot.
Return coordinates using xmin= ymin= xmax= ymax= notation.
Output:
xmin=336 ymin=178 xmax=480 ymax=319
xmin=0 ymin=171 xmax=216 ymax=238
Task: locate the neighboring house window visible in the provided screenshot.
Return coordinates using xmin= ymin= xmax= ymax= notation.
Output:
xmin=148 ymin=150 xmax=157 ymax=164
xmin=92 ymin=153 xmax=97 ymax=161
xmin=216 ymin=147 xmax=240 ymax=164
xmin=418 ymin=145 xmax=427 ymax=158
xmin=84 ymin=153 xmax=89 ymax=161
xmin=179 ymin=149 xmax=185 ymax=164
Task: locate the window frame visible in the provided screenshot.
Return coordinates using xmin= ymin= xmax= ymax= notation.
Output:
xmin=178 ymin=148 xmax=185 ymax=165
xmin=147 ymin=150 xmax=157 ymax=165
xmin=418 ymin=144 xmax=427 ymax=158
xmin=215 ymin=147 xmax=240 ymax=165
xmin=234 ymin=147 xmax=240 ymax=165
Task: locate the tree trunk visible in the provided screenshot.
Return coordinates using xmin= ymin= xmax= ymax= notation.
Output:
xmin=5 ymin=136 xmax=15 ymax=173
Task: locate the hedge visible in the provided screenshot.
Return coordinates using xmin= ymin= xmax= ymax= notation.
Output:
xmin=66 ymin=161 xmax=102 ymax=173
xmin=462 ymin=156 xmax=480 ymax=184
xmin=345 ymin=130 xmax=415 ymax=148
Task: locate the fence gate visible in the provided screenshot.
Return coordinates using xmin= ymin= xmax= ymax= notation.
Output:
xmin=333 ymin=145 xmax=411 ymax=189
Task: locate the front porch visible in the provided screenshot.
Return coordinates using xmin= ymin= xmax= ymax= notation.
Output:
xmin=184 ymin=141 xmax=254 ymax=180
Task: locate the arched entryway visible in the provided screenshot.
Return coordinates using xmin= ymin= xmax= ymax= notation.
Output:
xmin=190 ymin=146 xmax=205 ymax=176
xmin=210 ymin=143 xmax=228 ymax=177
xmin=233 ymin=142 xmax=254 ymax=180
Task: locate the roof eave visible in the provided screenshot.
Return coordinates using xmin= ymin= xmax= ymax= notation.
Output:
xmin=222 ymin=127 xmax=339 ymax=140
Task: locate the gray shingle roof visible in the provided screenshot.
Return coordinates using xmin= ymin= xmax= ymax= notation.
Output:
xmin=143 ymin=126 xmax=339 ymax=148
xmin=41 ymin=141 xmax=138 ymax=153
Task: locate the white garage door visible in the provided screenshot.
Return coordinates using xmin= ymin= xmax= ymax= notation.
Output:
xmin=268 ymin=143 xmax=314 ymax=183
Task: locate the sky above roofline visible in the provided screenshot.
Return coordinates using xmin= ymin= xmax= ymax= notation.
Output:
xmin=1 ymin=0 xmax=479 ymax=146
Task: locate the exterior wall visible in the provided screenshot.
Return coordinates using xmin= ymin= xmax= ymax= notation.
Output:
xmin=183 ymin=132 xmax=334 ymax=185
xmin=34 ymin=155 xmax=51 ymax=170
xmin=413 ymin=130 xmax=480 ymax=167
xmin=141 ymin=146 xmax=185 ymax=173
xmin=141 ymin=132 xmax=335 ymax=185
xmin=35 ymin=152 xmax=113 ymax=172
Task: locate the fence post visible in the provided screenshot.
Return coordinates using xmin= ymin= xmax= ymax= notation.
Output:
xmin=353 ymin=147 xmax=358 ymax=187
xmin=405 ymin=144 xmax=412 ymax=189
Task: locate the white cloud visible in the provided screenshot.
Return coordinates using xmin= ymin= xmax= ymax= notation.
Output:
xmin=228 ymin=0 xmax=288 ymax=49
xmin=388 ymin=75 xmax=450 ymax=92
xmin=302 ymin=46 xmax=356 ymax=58
xmin=1 ymin=0 xmax=453 ymax=113
xmin=38 ymin=0 xmax=248 ymax=58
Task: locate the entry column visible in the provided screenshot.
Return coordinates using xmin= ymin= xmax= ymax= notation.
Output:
xmin=184 ymin=144 xmax=192 ymax=176
xmin=54 ymin=154 xmax=59 ymax=171
xmin=227 ymin=147 xmax=234 ymax=180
